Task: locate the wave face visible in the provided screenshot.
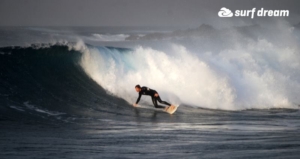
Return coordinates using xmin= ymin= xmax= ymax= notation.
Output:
xmin=0 ymin=44 xmax=132 ymax=122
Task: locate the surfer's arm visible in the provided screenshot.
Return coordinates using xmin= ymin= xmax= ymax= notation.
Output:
xmin=135 ymin=94 xmax=142 ymax=104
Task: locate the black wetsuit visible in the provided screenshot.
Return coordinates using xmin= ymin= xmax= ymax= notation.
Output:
xmin=135 ymin=86 xmax=171 ymax=109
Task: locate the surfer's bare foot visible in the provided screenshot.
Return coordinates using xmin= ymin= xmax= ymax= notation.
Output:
xmin=164 ymin=106 xmax=169 ymax=111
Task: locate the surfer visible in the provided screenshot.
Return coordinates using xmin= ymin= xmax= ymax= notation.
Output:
xmin=133 ymin=84 xmax=175 ymax=111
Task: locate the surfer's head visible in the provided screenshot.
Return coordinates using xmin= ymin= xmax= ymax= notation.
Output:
xmin=135 ymin=84 xmax=141 ymax=92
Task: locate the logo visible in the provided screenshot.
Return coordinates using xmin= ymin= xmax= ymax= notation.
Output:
xmin=218 ymin=7 xmax=289 ymax=19
xmin=218 ymin=7 xmax=233 ymax=17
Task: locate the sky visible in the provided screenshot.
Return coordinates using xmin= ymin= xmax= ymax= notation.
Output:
xmin=0 ymin=0 xmax=299 ymax=28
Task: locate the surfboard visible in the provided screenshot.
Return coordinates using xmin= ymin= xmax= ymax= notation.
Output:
xmin=165 ymin=105 xmax=178 ymax=114
xmin=134 ymin=105 xmax=178 ymax=114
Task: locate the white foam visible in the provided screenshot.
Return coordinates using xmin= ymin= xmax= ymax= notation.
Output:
xmin=9 ymin=105 xmax=25 ymax=112
xmin=0 ymin=51 xmax=11 ymax=55
xmin=72 ymin=33 xmax=300 ymax=110
xmin=23 ymin=101 xmax=65 ymax=116
xmin=89 ymin=34 xmax=129 ymax=41
xmin=77 ymin=44 xmax=236 ymax=109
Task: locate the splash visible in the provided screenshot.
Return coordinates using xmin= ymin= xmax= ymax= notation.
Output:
xmin=74 ymin=35 xmax=300 ymax=110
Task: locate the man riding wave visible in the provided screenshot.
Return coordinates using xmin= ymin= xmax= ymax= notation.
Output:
xmin=133 ymin=84 xmax=175 ymax=111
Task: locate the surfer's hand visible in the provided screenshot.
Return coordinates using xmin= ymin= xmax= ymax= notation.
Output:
xmin=154 ymin=93 xmax=159 ymax=97
xmin=133 ymin=103 xmax=137 ymax=107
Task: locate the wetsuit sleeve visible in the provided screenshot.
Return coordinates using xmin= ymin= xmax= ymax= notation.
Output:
xmin=135 ymin=93 xmax=142 ymax=104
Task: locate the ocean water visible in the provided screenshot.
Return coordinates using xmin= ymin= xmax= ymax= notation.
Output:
xmin=1 ymin=25 xmax=300 ymax=158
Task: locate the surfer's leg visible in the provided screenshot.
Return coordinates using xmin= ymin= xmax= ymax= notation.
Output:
xmin=151 ymin=96 xmax=165 ymax=109
xmin=156 ymin=96 xmax=173 ymax=111
xmin=156 ymin=96 xmax=171 ymax=106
